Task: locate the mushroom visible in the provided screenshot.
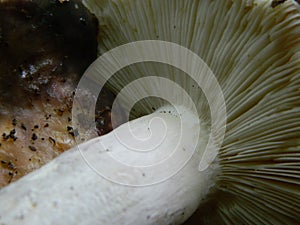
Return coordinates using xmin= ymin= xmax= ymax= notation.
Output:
xmin=0 ymin=0 xmax=300 ymax=224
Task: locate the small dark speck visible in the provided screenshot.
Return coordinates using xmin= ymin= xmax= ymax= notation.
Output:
xmin=29 ymin=145 xmax=37 ymax=151
xmin=1 ymin=160 xmax=7 ymax=164
xmin=8 ymin=161 xmax=16 ymax=169
xmin=21 ymin=123 xmax=27 ymax=131
xmin=12 ymin=118 xmax=17 ymax=126
xmin=142 ymin=173 xmax=146 ymax=177
xmin=32 ymin=133 xmax=38 ymax=141
xmin=147 ymin=215 xmax=150 ymax=219
xmin=173 ymin=25 xmax=176 ymax=29
xmin=152 ymin=107 xmax=156 ymax=111
xmin=9 ymin=129 xmax=17 ymax=141
xmin=67 ymin=126 xmax=73 ymax=131
xmin=34 ymin=125 xmax=39 ymax=129
xmin=41 ymin=138 xmax=45 ymax=141
xmin=8 ymin=171 xmax=14 ymax=176
xmin=49 ymin=137 xmax=56 ymax=145
xmin=2 ymin=133 xmax=9 ymax=140
xmin=44 ymin=123 xmax=49 ymax=128
xmin=69 ymin=129 xmax=79 ymax=137
xmin=79 ymin=17 xmax=87 ymax=25
xmin=68 ymin=117 xmax=72 ymax=122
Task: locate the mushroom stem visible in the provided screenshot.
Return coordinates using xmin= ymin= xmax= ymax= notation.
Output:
xmin=0 ymin=106 xmax=217 ymax=225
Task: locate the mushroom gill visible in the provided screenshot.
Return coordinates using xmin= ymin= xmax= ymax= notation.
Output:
xmin=84 ymin=0 xmax=300 ymax=224
xmin=0 ymin=0 xmax=299 ymax=225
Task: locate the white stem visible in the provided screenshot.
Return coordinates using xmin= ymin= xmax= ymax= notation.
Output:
xmin=0 ymin=108 xmax=216 ymax=225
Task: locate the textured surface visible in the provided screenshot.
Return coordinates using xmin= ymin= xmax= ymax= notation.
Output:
xmin=83 ymin=0 xmax=300 ymax=224
xmin=0 ymin=0 xmax=123 ymax=187
xmin=0 ymin=109 xmax=216 ymax=225
xmin=0 ymin=0 xmax=299 ymax=224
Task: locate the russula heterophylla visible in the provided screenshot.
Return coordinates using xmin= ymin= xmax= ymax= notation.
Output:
xmin=0 ymin=0 xmax=300 ymax=224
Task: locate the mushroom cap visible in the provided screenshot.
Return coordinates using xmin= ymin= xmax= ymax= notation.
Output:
xmin=83 ymin=0 xmax=300 ymax=224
